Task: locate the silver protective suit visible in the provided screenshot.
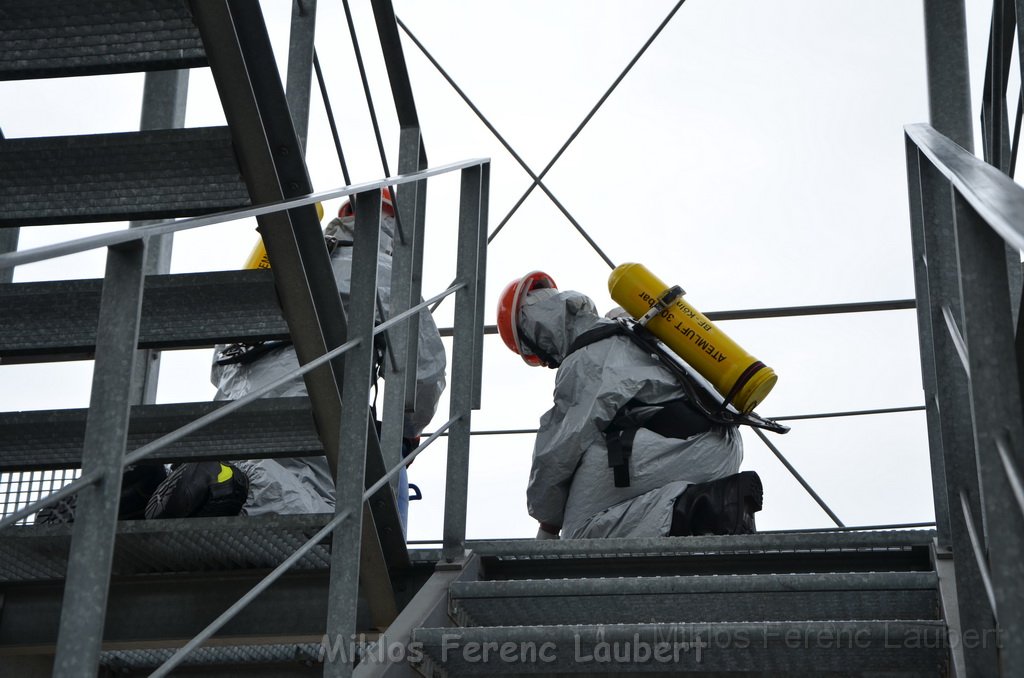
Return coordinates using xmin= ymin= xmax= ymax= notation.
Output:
xmin=521 ymin=290 xmax=743 ymax=539
xmin=211 ymin=214 xmax=447 ymax=516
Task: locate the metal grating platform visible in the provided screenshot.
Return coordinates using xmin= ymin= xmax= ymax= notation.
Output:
xmin=0 ymin=127 xmax=250 ymax=226
xmin=0 ymin=0 xmax=206 ymax=81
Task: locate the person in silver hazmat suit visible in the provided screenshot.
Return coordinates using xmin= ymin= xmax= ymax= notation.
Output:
xmin=146 ymin=189 xmax=446 ymax=530
xmin=496 ymin=271 xmax=762 ymax=540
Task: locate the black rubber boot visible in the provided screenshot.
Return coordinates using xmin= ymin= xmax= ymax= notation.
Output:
xmin=36 ymin=464 xmax=169 ymax=524
xmin=36 ymin=494 xmax=77 ymax=525
xmin=670 ymin=471 xmax=763 ymax=536
xmin=118 ymin=464 xmax=169 ymax=519
xmin=145 ymin=462 xmax=249 ymax=519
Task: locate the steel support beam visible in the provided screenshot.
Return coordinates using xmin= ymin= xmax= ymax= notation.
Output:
xmin=189 ymin=0 xmax=402 ymax=643
xmin=379 ymin=129 xmax=427 ymax=498
xmin=906 ymin=139 xmax=997 ymax=675
xmin=52 ymin=240 xmax=147 ymax=676
xmin=442 ymin=166 xmax=485 ymax=561
xmin=978 ymin=0 xmax=1024 ymax=327
xmin=129 ymin=68 xmax=190 ymax=405
xmin=286 ymin=0 xmax=317 ymax=152
xmin=0 ymin=228 xmax=16 ymax=284
xmin=324 ymin=191 xmax=388 ymax=678
xmin=352 ymin=555 xmax=479 ymax=678
xmin=951 ymin=190 xmax=1024 ymax=675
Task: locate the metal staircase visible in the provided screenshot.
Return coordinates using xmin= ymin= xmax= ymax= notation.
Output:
xmin=1 ymin=1 xmax=488 ymax=676
xmin=2 ymin=1 xmax=1023 ymax=677
xmin=356 ymin=530 xmax=948 ymax=677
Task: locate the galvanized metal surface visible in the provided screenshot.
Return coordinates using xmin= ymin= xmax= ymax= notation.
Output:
xmin=1 ymin=570 xmax=378 ymax=649
xmin=0 ymin=127 xmax=251 ymax=227
xmin=906 ymin=137 xmax=998 ymax=675
xmin=448 ymin=572 xmax=940 ymax=627
xmin=441 ymin=167 xmax=486 ymax=561
xmin=354 ymin=556 xmax=478 ymax=678
xmin=0 ymin=270 xmax=286 ymax=362
xmin=286 ymin=0 xmax=317 ymax=151
xmin=412 ymin=621 xmax=948 ymax=675
xmin=923 ymin=0 xmax=975 ymax=152
xmin=0 ymin=0 xmax=206 ymax=81
xmin=905 ymin=122 xmax=1024 ymax=251
xmin=129 ymin=67 xmax=190 ymax=405
xmin=471 ymin=530 xmax=937 ymax=558
xmin=0 ymin=159 xmax=487 ymax=271
xmin=325 ymin=190 xmax=393 ymax=669
xmin=0 ymin=396 xmax=321 ymax=471
xmin=0 ymin=228 xmax=16 ymax=284
xmin=194 ymin=13 xmax=411 ymax=641
xmin=0 ymin=514 xmax=335 ymax=582
xmin=379 ymin=128 xmax=428 ymax=496
xmin=950 ymin=189 xmax=1024 ymax=675
xmin=53 ymin=240 xmax=148 ymax=675
xmin=101 ymin=644 xmax=323 ymax=672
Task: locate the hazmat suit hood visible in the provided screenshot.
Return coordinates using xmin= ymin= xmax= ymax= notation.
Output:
xmin=517 ymin=289 xmax=602 ymax=367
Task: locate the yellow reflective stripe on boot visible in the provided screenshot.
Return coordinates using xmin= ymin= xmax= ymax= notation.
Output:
xmin=216 ymin=463 xmax=233 ymax=484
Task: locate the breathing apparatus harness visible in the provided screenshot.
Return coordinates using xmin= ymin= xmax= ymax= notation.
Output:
xmin=564 ymin=287 xmax=789 ymax=488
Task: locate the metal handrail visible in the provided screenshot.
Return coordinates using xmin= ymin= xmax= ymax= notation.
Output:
xmin=0 ymin=284 xmax=462 ymax=531
xmin=0 ymin=159 xmax=487 ymax=271
xmin=905 ymin=122 xmax=1024 ymax=251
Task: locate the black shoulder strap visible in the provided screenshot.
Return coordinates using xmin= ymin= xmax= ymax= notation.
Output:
xmin=569 ymin=319 xmax=789 ymax=434
xmin=566 ymin=322 xmax=626 ymax=357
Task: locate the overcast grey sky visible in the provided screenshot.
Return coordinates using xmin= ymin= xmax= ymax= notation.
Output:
xmin=0 ymin=1 xmax=1007 ymax=540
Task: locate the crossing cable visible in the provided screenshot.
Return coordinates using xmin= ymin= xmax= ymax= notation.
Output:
xmin=397 ymin=16 xmax=614 ymax=269
xmin=313 ymin=49 xmax=352 ymax=185
xmin=402 ymin=0 xmax=688 ymax=267
xmin=338 ymin=0 xmax=408 ymax=240
xmin=753 ymin=428 xmax=844 ymax=527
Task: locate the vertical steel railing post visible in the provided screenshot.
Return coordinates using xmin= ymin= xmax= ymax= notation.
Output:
xmin=951 ymin=191 xmax=1024 ymax=675
xmin=324 ymin=190 xmax=383 ymax=678
xmin=52 ymin=239 xmax=147 ymax=675
xmin=380 ymin=129 xmax=427 ymax=494
xmin=908 ymin=139 xmax=999 ymax=675
xmin=286 ymin=0 xmax=318 ymax=152
xmin=442 ymin=165 xmax=485 ymax=561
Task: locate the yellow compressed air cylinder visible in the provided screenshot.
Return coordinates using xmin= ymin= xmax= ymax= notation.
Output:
xmin=608 ymin=262 xmax=777 ymax=413
xmin=242 ymin=202 xmax=325 ymax=270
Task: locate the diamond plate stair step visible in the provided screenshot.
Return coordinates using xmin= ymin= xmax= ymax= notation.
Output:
xmin=98 ymin=644 xmax=324 ymax=675
xmin=472 ymin=531 xmax=937 ymax=579
xmin=0 ymin=269 xmax=285 ymax=363
xmin=0 ymin=0 xmax=206 ymax=81
xmin=448 ymin=572 xmax=940 ymax=628
xmin=0 ymin=396 xmax=320 ymax=472
xmin=0 ymin=513 xmax=335 ymax=582
xmin=412 ymin=621 xmax=948 ymax=676
xmin=0 ymin=127 xmax=250 ymax=227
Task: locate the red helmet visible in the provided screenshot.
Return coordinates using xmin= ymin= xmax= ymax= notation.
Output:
xmin=338 ymin=187 xmax=395 ymax=219
xmin=496 ymin=271 xmax=557 ymax=366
